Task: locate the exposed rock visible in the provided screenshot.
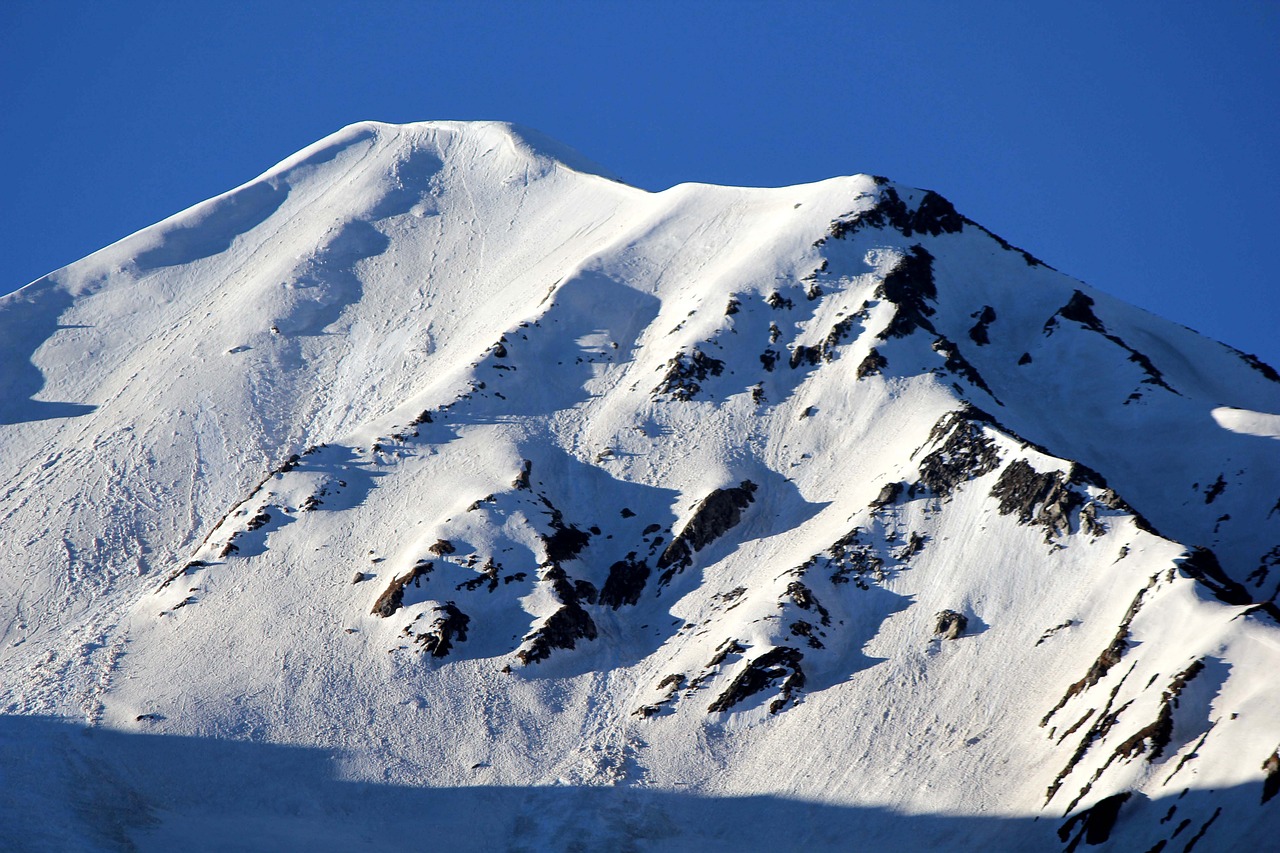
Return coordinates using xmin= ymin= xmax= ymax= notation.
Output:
xmin=856 ymin=347 xmax=887 ymax=379
xmin=371 ymin=560 xmax=433 ymax=617
xmin=818 ymin=317 xmax=857 ymax=362
xmin=1111 ymin=659 xmax=1205 ymax=762
xmin=789 ymin=621 xmax=823 ymax=649
xmin=415 ymin=603 xmax=471 ymax=658
xmin=600 ymin=556 xmax=650 ymax=609
xmin=1237 ymin=351 xmax=1280 ymax=383
xmin=789 ymin=345 xmax=821 ymax=369
xmin=707 ymin=646 xmax=805 ymax=714
xmin=990 ymin=459 xmax=1083 ymax=541
xmin=657 ymin=481 xmax=758 ymax=582
xmin=1079 ymin=503 xmax=1106 ymax=538
xmin=759 ymin=349 xmax=779 ymax=371
xmin=1047 ymin=290 xmax=1180 ymax=396
xmin=654 ymin=348 xmax=726 ymax=400
xmin=513 ymin=459 xmax=532 ymax=490
xmin=1047 ymin=673 xmax=1136 ymax=806
xmin=539 ymin=562 xmax=580 ymax=605
xmin=1044 ymin=577 xmax=1154 ymax=724
xmin=218 ymin=536 xmax=240 ymax=558
xmin=1048 ymin=290 xmax=1107 ymax=334
xmin=516 ymin=603 xmax=598 ymax=665
xmin=765 ymin=291 xmax=793 ymax=310
xmin=813 ymin=528 xmax=884 ymax=587
xmin=1263 ymin=750 xmax=1280 ymax=804
xmin=826 ymin=187 xmax=964 ymax=242
xmin=931 ymin=335 xmax=1000 ymax=402
xmin=457 ymin=557 xmax=500 ymax=593
xmin=1036 ymin=620 xmax=1075 ymax=646
xmin=1177 ymin=547 xmax=1253 ymax=606
xmin=538 ymin=496 xmax=592 ymax=564
xmin=967 ymin=305 xmax=996 ymax=345
xmin=427 ymin=539 xmax=456 ymax=557
xmin=724 ymin=296 xmax=740 ymax=316
xmin=784 ymin=581 xmax=830 ymax=626
xmin=658 ymin=673 xmax=685 ymax=691
xmin=1246 ymin=545 xmax=1280 ymax=589
xmin=876 ymin=245 xmax=938 ymax=340
xmin=706 ymin=638 xmax=746 ymax=670
xmin=915 ymin=409 xmax=1001 ymax=498
xmin=1203 ymin=474 xmax=1226 ymax=504
xmin=1017 ymin=352 xmax=1032 ymax=365
xmin=895 ymin=531 xmax=926 ymax=561
xmin=573 ymin=579 xmax=598 ymax=604
xmin=934 ymin=610 xmax=967 ymax=639
xmin=870 ymin=481 xmax=903 ymax=509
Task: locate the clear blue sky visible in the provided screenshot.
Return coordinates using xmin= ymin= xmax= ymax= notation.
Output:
xmin=3 ymin=1 xmax=1277 ymax=366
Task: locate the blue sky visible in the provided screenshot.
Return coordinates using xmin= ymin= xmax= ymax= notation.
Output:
xmin=3 ymin=1 xmax=1277 ymax=365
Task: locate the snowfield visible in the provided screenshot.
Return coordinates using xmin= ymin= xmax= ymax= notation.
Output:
xmin=1 ymin=121 xmax=1278 ymax=851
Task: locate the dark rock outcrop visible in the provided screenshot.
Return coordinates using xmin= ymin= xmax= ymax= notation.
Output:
xmin=967 ymin=305 xmax=996 ymax=345
xmin=784 ymin=581 xmax=830 ymax=626
xmin=428 ymin=539 xmax=456 ymax=557
xmin=1111 ymin=659 xmax=1205 ymax=762
xmin=990 ymin=459 xmax=1083 ymax=541
xmin=825 ymin=187 xmax=964 ymax=242
xmin=931 ymin=335 xmax=1000 ymax=402
xmin=513 ymin=459 xmax=532 ymax=490
xmin=654 ymin=348 xmax=726 ymax=400
xmin=1047 ymin=290 xmax=1179 ymax=396
xmin=1177 ymin=547 xmax=1252 ymax=606
xmin=707 ymin=646 xmax=805 ymax=714
xmin=600 ymin=556 xmax=650 ymax=609
xmin=870 ymin=481 xmax=903 ymax=508
xmin=517 ymin=602 xmax=597 ymax=665
xmin=415 ymin=602 xmax=470 ymax=658
xmin=876 ymin=245 xmax=938 ymax=340
xmin=1044 ymin=577 xmax=1155 ymax=726
xmin=371 ymin=560 xmax=433 ymax=617
xmin=915 ymin=409 xmax=1001 ymax=497
xmin=934 ymin=610 xmax=968 ymax=639
xmin=856 ymin=347 xmax=887 ymax=379
xmin=657 ymin=481 xmax=758 ymax=582
xmin=1263 ymin=750 xmax=1280 ymax=804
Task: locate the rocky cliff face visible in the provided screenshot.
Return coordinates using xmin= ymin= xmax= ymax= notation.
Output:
xmin=1 ymin=121 xmax=1277 ymax=850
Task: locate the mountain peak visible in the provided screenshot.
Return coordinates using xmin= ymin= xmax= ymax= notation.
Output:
xmin=1 ymin=123 xmax=1278 ymax=851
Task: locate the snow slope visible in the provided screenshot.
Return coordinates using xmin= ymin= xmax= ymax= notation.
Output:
xmin=1 ymin=121 xmax=1278 ymax=851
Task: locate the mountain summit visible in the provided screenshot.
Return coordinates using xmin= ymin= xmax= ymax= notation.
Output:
xmin=2 ymin=121 xmax=1278 ymax=851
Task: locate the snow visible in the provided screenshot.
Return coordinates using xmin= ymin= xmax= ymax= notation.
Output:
xmin=1213 ymin=405 xmax=1280 ymax=440
xmin=1 ymin=121 xmax=1278 ymax=850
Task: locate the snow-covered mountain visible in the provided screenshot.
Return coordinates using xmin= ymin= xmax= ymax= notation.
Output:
xmin=2 ymin=120 xmax=1278 ymax=851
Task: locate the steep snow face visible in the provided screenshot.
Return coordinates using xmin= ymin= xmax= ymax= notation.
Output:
xmin=1 ymin=122 xmax=1278 ymax=851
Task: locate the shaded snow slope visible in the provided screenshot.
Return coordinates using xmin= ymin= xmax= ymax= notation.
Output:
xmin=1 ymin=121 xmax=1277 ymax=851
